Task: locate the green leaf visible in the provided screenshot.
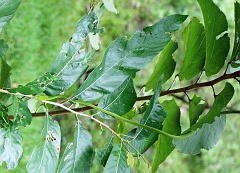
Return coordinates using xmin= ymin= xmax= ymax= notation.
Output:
xmin=98 ymin=77 xmax=137 ymax=119
xmin=57 ymin=121 xmax=93 ymax=173
xmin=0 ymin=0 xmax=22 ymax=33
xmin=102 ymin=0 xmax=119 ymax=14
xmin=145 ymin=40 xmax=178 ymax=91
xmin=189 ymin=95 xmax=207 ymax=126
xmin=103 ymin=143 xmax=130 ymax=173
xmin=26 ymin=113 xmax=61 ymax=173
xmin=44 ymin=12 xmax=99 ymax=96
xmin=197 ymin=0 xmax=230 ymax=76
xmin=125 ymin=78 xmax=166 ymax=156
xmin=0 ymin=39 xmax=9 ymax=58
xmin=230 ymin=2 xmax=240 ymax=67
xmin=12 ymin=97 xmax=32 ymax=127
xmin=96 ymin=136 xmax=114 ymax=166
xmin=0 ymin=123 xmax=23 ymax=169
xmin=73 ymin=14 xmax=187 ymax=101
xmin=187 ymin=83 xmax=234 ymax=132
xmin=0 ymin=58 xmax=11 ymax=101
xmin=178 ymin=17 xmax=206 ymax=80
xmin=152 ymin=99 xmax=181 ymax=173
xmin=173 ymin=115 xmax=226 ymax=154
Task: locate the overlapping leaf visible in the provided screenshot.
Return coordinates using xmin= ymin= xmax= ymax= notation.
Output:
xmin=178 ymin=17 xmax=206 ymax=80
xmin=146 ymin=40 xmax=178 ymax=91
xmin=57 ymin=121 xmax=93 ymax=173
xmin=73 ymin=14 xmax=187 ymax=101
xmin=198 ymin=0 xmax=230 ymax=76
xmin=173 ymin=115 xmax=226 ymax=154
xmin=152 ymin=99 xmax=181 ymax=173
xmin=103 ymin=143 xmax=130 ymax=173
xmin=0 ymin=0 xmax=22 ymax=33
xmin=96 ymin=137 xmax=114 ymax=166
xmin=98 ymin=77 xmax=137 ymax=119
xmin=0 ymin=39 xmax=8 ymax=58
xmin=125 ymin=78 xmax=166 ymax=156
xmin=26 ymin=113 xmax=61 ymax=173
xmin=0 ymin=58 xmax=11 ymax=101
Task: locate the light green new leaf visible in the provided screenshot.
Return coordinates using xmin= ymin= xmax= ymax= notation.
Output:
xmin=102 ymin=0 xmax=118 ymax=14
xmin=198 ymin=0 xmax=230 ymax=76
xmin=0 ymin=124 xmax=23 ymax=170
xmin=103 ymin=143 xmax=130 ymax=173
xmin=173 ymin=115 xmax=226 ymax=154
xmin=26 ymin=113 xmax=61 ymax=173
xmin=0 ymin=58 xmax=11 ymax=101
xmin=178 ymin=17 xmax=206 ymax=80
xmin=125 ymin=78 xmax=166 ymax=156
xmin=96 ymin=137 xmax=114 ymax=166
xmin=57 ymin=121 xmax=93 ymax=173
xmin=152 ymin=99 xmax=181 ymax=173
xmin=73 ymin=14 xmax=187 ymax=101
xmin=0 ymin=0 xmax=22 ymax=33
xmin=98 ymin=77 xmax=137 ymax=119
xmin=0 ymin=39 xmax=8 ymax=58
xmin=230 ymin=2 xmax=240 ymax=67
xmin=189 ymin=95 xmax=207 ymax=127
xmin=146 ymin=40 xmax=178 ymax=91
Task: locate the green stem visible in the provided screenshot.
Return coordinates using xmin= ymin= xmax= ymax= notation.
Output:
xmin=76 ymin=100 xmax=195 ymax=140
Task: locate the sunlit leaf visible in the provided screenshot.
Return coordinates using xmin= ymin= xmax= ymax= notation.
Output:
xmin=26 ymin=113 xmax=61 ymax=173
xmin=178 ymin=17 xmax=206 ymax=80
xmin=57 ymin=121 xmax=93 ymax=173
xmin=146 ymin=40 xmax=178 ymax=91
xmin=96 ymin=137 xmax=114 ymax=166
xmin=73 ymin=14 xmax=187 ymax=101
xmin=103 ymin=143 xmax=130 ymax=173
xmin=152 ymin=99 xmax=181 ymax=173
xmin=0 ymin=58 xmax=11 ymax=101
xmin=127 ymin=152 xmax=134 ymax=168
xmin=198 ymin=0 xmax=230 ymax=76
xmin=102 ymin=0 xmax=118 ymax=14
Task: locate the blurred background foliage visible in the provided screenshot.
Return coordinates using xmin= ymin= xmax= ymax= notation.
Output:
xmin=1 ymin=0 xmax=239 ymax=172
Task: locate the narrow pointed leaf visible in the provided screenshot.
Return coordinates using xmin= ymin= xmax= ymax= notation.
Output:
xmin=96 ymin=137 xmax=114 ymax=166
xmin=178 ymin=17 xmax=206 ymax=80
xmin=26 ymin=113 xmax=61 ymax=173
xmin=0 ymin=0 xmax=22 ymax=33
xmin=98 ymin=77 xmax=137 ymax=119
xmin=102 ymin=0 xmax=119 ymax=14
xmin=173 ymin=115 xmax=226 ymax=154
xmin=125 ymin=78 xmax=166 ymax=156
xmin=145 ymin=40 xmax=178 ymax=91
xmin=198 ymin=0 xmax=230 ymax=76
xmin=57 ymin=121 xmax=93 ymax=173
xmin=0 ymin=39 xmax=9 ymax=57
xmin=152 ymin=99 xmax=181 ymax=173
xmin=103 ymin=143 xmax=130 ymax=173
xmin=73 ymin=14 xmax=187 ymax=101
xmin=230 ymin=2 xmax=240 ymax=67
xmin=0 ymin=58 xmax=11 ymax=101
xmin=0 ymin=123 xmax=23 ymax=170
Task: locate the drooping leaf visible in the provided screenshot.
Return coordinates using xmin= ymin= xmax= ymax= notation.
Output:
xmin=152 ymin=99 xmax=181 ymax=173
xmin=0 ymin=123 xmax=23 ymax=170
xmin=103 ymin=143 xmax=130 ymax=173
xmin=187 ymin=83 xmax=234 ymax=132
xmin=26 ymin=113 xmax=61 ymax=173
xmin=145 ymin=40 xmax=178 ymax=91
xmin=89 ymin=33 xmax=100 ymax=50
xmin=0 ymin=58 xmax=11 ymax=101
xmin=198 ymin=0 xmax=230 ymax=76
xmin=178 ymin=17 xmax=206 ymax=80
xmin=44 ymin=12 xmax=99 ymax=96
xmin=102 ymin=0 xmax=119 ymax=14
xmin=98 ymin=77 xmax=137 ymax=119
xmin=57 ymin=121 xmax=93 ymax=173
xmin=230 ymin=2 xmax=240 ymax=67
xmin=125 ymin=78 xmax=166 ymax=156
xmin=12 ymin=97 xmax=32 ymax=127
xmin=0 ymin=0 xmax=22 ymax=33
xmin=173 ymin=115 xmax=226 ymax=154
xmin=73 ymin=14 xmax=187 ymax=101
xmin=127 ymin=152 xmax=134 ymax=168
xmin=0 ymin=39 xmax=9 ymax=58
xmin=189 ymin=95 xmax=207 ymax=126
xmin=96 ymin=136 xmax=114 ymax=166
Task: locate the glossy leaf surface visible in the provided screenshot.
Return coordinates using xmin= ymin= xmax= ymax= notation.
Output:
xmin=96 ymin=137 xmax=114 ymax=166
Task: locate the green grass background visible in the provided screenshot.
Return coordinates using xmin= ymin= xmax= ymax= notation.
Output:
xmin=1 ymin=0 xmax=239 ymax=172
